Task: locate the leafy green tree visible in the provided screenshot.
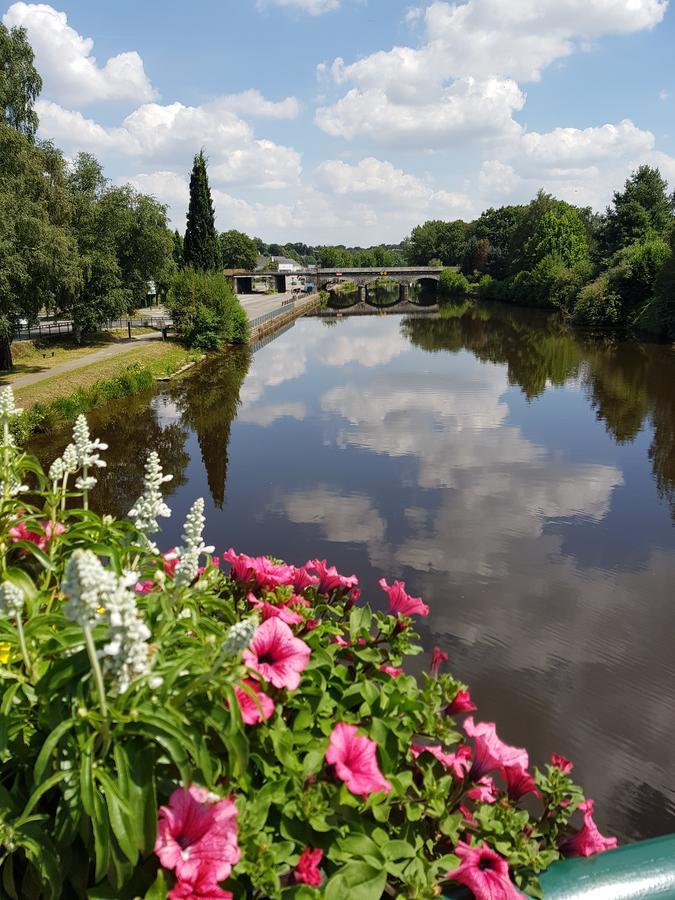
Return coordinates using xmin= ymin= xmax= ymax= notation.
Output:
xmin=183 ymin=150 xmax=220 ymax=271
xmin=219 ymin=230 xmax=258 ymax=270
xmin=407 ymin=220 xmax=467 ymax=266
xmin=110 ymin=189 xmax=174 ymax=307
xmin=606 ymin=237 xmax=670 ymax=322
xmin=319 ymin=246 xmax=353 ymax=267
xmin=172 ymin=229 xmax=184 ymax=269
xmin=602 ymin=166 xmax=675 ymax=256
xmin=524 ymin=209 xmax=589 ymax=269
xmin=65 ymin=155 xmax=173 ymax=337
xmin=355 ymin=248 xmax=376 ymax=267
xmin=646 ymin=227 xmax=675 ymax=338
xmin=0 ymin=22 xmax=42 ymax=137
xmin=0 ymin=126 xmax=80 ymax=369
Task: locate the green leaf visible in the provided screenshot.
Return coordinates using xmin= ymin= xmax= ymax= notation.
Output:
xmin=80 ymin=735 xmax=95 ymax=817
xmin=4 ymin=567 xmax=38 ymax=601
xmin=324 ymin=862 xmax=386 ymax=900
xmin=33 ymin=718 xmax=76 ymax=784
xmin=380 ymin=840 xmax=415 ymax=861
xmin=16 ymin=771 xmax=67 ymax=824
xmin=94 ymin=769 xmax=138 ymax=865
xmin=92 ymin=790 xmax=111 ymax=884
xmin=144 ymin=869 xmax=169 ymax=900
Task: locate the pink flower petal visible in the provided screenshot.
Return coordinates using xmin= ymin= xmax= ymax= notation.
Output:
xmin=326 ymin=723 xmax=391 ymax=796
xmin=379 ymin=578 xmax=429 ymax=617
xmin=243 ymin=618 xmax=311 ymax=690
xmin=155 ymin=787 xmax=240 ymax=886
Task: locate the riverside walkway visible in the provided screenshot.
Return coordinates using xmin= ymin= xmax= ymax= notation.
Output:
xmin=3 ymin=293 xmax=317 ymax=390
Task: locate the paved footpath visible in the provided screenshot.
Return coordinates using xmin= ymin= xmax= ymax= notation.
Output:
xmin=3 ymin=294 xmax=297 ymax=392
xmin=2 ymin=332 xmax=163 ymax=391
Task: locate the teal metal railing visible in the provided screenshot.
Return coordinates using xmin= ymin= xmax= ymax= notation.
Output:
xmin=444 ymin=834 xmax=675 ymax=898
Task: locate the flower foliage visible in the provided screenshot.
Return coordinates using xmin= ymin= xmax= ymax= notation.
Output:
xmin=0 ymin=389 xmax=617 ymax=899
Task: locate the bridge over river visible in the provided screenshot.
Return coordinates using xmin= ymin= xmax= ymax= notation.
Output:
xmin=231 ymin=266 xmax=448 ymax=302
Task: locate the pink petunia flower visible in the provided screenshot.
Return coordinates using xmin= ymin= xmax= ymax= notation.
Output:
xmin=502 ymin=764 xmax=540 ymax=801
xmin=9 ymin=520 xmax=66 ymax=553
xmin=234 ymin=679 xmax=275 ymax=725
xmin=379 ymin=578 xmax=429 ymax=617
xmin=135 ymin=580 xmax=155 ymax=595
xmin=551 ymin=753 xmax=574 ymax=774
xmin=380 ymin=665 xmax=404 ymax=677
xmin=246 ymin=593 xmax=304 ymax=626
xmin=325 ymin=723 xmax=392 ymax=796
xmin=162 ymin=550 xmax=179 ymax=577
xmin=290 ymin=565 xmax=320 ymax=592
xmin=447 ymin=841 xmax=522 ymax=899
xmin=155 ymin=786 xmax=240 ymax=887
xmin=467 ymin=776 xmax=499 ymax=804
xmin=559 ymin=800 xmax=618 ymax=857
xmin=347 ymin=587 xmax=361 ymax=608
xmin=169 ymin=872 xmax=233 ymax=900
xmin=243 ymin=618 xmax=311 ymax=690
xmin=411 ymin=743 xmax=472 ymax=780
xmin=306 ymin=559 xmax=358 ymax=595
xmin=294 ymin=848 xmax=323 ymax=886
xmin=464 ymin=718 xmax=528 ymax=781
xmin=331 ymin=635 xmax=350 ymax=647
xmin=447 ymin=689 xmax=477 ymax=716
xmin=459 ymin=804 xmax=476 ymax=825
xmin=223 ymin=549 xmax=294 ymax=592
xmin=430 ymin=646 xmax=448 ymax=678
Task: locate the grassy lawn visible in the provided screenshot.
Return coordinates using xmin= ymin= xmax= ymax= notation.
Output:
xmin=4 ymin=329 xmax=159 ymax=379
xmin=14 ymin=341 xmax=198 ymax=409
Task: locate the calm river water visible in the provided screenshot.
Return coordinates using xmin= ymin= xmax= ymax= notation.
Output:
xmin=32 ymin=302 xmax=675 ymax=843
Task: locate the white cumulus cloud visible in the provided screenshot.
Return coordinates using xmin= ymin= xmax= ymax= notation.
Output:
xmin=317 ymin=0 xmax=667 ymax=147
xmin=316 ymin=78 xmax=525 ymax=145
xmin=2 ymin=2 xmax=156 ymax=105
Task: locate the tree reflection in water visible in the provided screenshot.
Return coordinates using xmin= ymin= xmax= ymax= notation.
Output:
xmin=167 ymin=346 xmax=251 ymax=509
xmin=402 ymin=302 xmax=675 ymax=519
xmin=31 ymin=389 xmax=191 ymax=520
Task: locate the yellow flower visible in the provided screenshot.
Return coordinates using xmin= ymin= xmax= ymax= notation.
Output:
xmin=0 ymin=642 xmax=11 ymax=665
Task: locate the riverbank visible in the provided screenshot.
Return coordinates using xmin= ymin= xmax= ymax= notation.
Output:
xmin=10 ymin=341 xmax=200 ymax=441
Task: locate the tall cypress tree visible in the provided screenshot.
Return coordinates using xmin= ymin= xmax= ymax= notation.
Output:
xmin=183 ymin=150 xmax=220 ymax=271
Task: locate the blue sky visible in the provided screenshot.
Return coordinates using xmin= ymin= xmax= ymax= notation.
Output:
xmin=2 ymin=0 xmax=674 ymax=244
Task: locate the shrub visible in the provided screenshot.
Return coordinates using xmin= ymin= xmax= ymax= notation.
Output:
xmin=605 ymin=237 xmax=670 ymax=321
xmin=168 ymin=268 xmax=249 ymax=349
xmin=477 ymin=274 xmax=494 ymax=297
xmin=573 ymin=275 xmax=622 ymax=326
xmin=439 ymin=269 xmax=470 ymax=297
xmin=0 ymin=388 xmax=618 ymax=899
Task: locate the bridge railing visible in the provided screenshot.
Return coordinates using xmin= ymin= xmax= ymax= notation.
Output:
xmin=249 ymin=304 xmax=295 ymax=330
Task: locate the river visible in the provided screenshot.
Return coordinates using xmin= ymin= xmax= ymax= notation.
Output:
xmin=31 ymin=301 xmax=675 ymax=843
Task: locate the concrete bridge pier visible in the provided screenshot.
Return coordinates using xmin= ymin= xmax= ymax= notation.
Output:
xmin=399 ymin=282 xmax=409 ymax=302
xmin=274 ymin=274 xmax=287 ymax=293
xmin=358 ymin=285 xmax=366 ymax=303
